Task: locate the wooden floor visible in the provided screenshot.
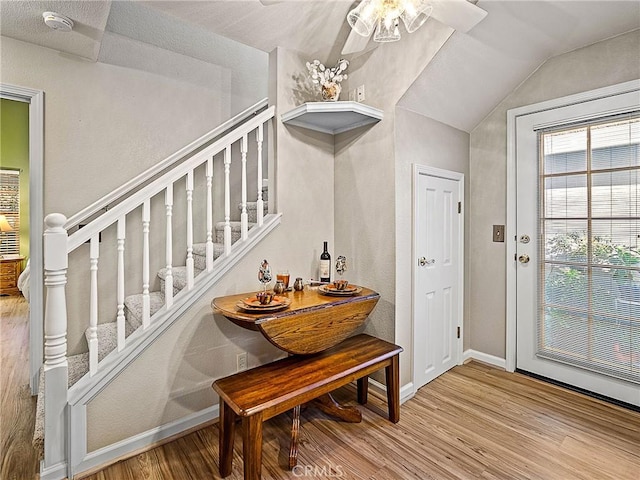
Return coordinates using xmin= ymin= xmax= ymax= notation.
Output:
xmin=2 ymin=295 xmax=640 ymax=480
xmin=0 ymin=295 xmax=39 ymax=480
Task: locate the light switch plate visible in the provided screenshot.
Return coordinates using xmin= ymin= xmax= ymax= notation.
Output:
xmin=493 ymin=225 xmax=505 ymax=242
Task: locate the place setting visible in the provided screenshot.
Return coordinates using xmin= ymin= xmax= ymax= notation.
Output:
xmin=235 ymin=259 xmax=292 ymax=313
xmin=318 ymin=256 xmax=362 ymax=296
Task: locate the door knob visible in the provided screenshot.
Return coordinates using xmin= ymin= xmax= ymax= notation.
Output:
xmin=518 ymin=254 xmax=530 ymax=264
xmin=418 ymin=257 xmax=435 ymax=266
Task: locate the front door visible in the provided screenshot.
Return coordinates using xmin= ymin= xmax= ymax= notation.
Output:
xmin=413 ymin=166 xmax=463 ymax=389
xmin=515 ymin=90 xmax=640 ymax=407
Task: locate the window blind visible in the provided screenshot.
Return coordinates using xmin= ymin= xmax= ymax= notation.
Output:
xmin=0 ymin=169 xmax=20 ymax=256
xmin=539 ymin=115 xmax=639 ymax=384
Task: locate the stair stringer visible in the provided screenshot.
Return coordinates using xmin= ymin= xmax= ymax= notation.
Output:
xmin=64 ymin=213 xmax=281 ymax=479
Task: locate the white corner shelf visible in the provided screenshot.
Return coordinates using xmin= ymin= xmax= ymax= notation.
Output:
xmin=281 ymin=101 xmax=383 ymax=135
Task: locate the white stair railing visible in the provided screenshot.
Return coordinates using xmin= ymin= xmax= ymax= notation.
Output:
xmin=40 ymin=102 xmax=276 ymax=477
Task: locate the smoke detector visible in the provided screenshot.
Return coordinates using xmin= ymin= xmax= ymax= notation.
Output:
xmin=42 ymin=12 xmax=74 ymax=32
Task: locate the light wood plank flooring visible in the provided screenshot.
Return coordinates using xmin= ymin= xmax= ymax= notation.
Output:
xmin=2 ymin=294 xmax=639 ymax=479
xmin=1 ymin=295 xmax=39 ymax=480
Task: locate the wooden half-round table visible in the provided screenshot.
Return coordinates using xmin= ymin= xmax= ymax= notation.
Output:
xmin=211 ymin=285 xmax=380 ymax=468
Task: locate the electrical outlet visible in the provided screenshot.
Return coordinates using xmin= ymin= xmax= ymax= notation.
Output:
xmin=356 ymin=84 xmax=365 ymax=102
xmin=237 ymin=352 xmax=247 ymax=371
xmin=348 ymin=89 xmax=356 ymax=102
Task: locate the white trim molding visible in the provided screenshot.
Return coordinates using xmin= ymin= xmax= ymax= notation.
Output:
xmin=506 ymin=79 xmax=640 ymax=373
xmin=365 ymin=378 xmax=416 ymax=405
xmin=463 ymin=349 xmax=506 ymax=370
xmin=71 ymin=405 xmax=219 ymax=478
xmin=0 ymin=83 xmax=45 ymax=395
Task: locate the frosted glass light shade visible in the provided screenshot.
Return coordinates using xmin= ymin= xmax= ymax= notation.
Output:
xmin=347 ymin=0 xmax=377 ymax=37
xmin=401 ymin=0 xmax=433 ymax=33
xmin=373 ymin=17 xmax=401 ymax=42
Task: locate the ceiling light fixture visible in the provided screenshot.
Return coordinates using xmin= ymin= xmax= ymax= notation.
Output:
xmin=347 ymin=0 xmax=433 ymax=43
xmin=42 ymin=11 xmax=74 ymax=32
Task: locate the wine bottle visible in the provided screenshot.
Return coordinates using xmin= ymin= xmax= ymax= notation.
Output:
xmin=319 ymin=241 xmax=331 ymax=283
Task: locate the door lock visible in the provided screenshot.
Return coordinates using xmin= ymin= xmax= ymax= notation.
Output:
xmin=518 ymin=254 xmax=530 ymax=264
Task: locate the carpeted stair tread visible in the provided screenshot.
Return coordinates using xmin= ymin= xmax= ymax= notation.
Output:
xmin=84 ymin=321 xmax=135 ymax=363
xmin=124 ymin=291 xmax=165 ymax=330
xmin=214 ymin=221 xmax=257 ymax=244
xmin=158 ymin=265 xmax=204 ymax=295
xmin=193 ymin=242 xmax=225 ymax=270
xmin=240 ymin=201 xmax=269 ymax=223
xmin=84 ymin=322 xmax=118 ymax=362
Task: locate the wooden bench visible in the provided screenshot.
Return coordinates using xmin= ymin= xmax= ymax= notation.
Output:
xmin=212 ymin=333 xmax=403 ymax=480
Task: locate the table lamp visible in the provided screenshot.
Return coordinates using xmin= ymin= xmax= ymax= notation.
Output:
xmin=0 ymin=214 xmax=13 ymax=258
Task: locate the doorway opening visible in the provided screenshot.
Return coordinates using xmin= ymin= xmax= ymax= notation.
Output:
xmin=1 ymin=84 xmax=44 ymax=395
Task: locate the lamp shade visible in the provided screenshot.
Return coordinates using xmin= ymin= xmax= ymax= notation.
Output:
xmin=0 ymin=215 xmax=13 ymax=233
xmin=401 ymin=0 xmax=433 ymax=33
xmin=347 ymin=0 xmax=377 ymax=37
xmin=373 ymin=16 xmax=401 ymax=42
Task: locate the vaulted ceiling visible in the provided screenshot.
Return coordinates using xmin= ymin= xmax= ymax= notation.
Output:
xmin=1 ymin=0 xmax=638 ymax=132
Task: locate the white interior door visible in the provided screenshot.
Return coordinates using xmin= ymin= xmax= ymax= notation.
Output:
xmin=515 ymin=90 xmax=640 ymax=407
xmin=413 ymin=166 xmax=463 ymax=389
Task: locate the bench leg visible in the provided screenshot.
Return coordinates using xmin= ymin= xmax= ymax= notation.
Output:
xmin=357 ymin=376 xmax=369 ymax=405
xmin=242 ymin=412 xmax=263 ymax=480
xmin=219 ymin=399 xmax=236 ymax=477
xmin=385 ymin=354 xmax=400 ymax=423
xmin=289 ymin=405 xmax=301 ymax=469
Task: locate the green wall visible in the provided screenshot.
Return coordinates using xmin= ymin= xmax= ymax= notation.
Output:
xmin=0 ymin=98 xmax=30 ymax=259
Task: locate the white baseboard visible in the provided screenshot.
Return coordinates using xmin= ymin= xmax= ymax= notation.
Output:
xmin=74 ymin=377 xmax=415 ymax=478
xmin=366 ymin=378 xmax=415 ymax=405
xmin=463 ymin=349 xmax=506 ymax=369
xmin=39 ymin=460 xmax=67 ymax=480
xmin=75 ymin=405 xmax=219 ymax=478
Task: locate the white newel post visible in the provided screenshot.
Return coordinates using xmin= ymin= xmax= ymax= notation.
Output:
xmin=43 ymin=213 xmax=69 ymax=469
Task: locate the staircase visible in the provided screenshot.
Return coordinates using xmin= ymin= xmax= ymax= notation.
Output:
xmin=34 ymin=99 xmax=279 ymax=480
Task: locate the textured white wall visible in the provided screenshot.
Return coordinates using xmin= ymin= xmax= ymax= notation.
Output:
xmin=468 ymin=29 xmax=640 ymax=359
xmin=0 ymin=36 xmax=229 ymax=217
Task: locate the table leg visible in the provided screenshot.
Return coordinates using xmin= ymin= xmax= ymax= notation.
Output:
xmin=312 ymin=393 xmax=362 ymax=423
xmin=357 ymin=376 xmax=369 ymax=404
xmin=385 ymin=354 xmax=400 ymax=423
xmin=242 ymin=412 xmax=263 ymax=480
xmin=289 ymin=405 xmax=301 ymax=469
xmin=219 ymin=399 xmax=236 ymax=477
